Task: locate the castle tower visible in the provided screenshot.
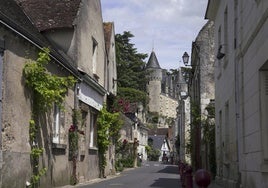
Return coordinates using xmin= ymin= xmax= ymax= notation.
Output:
xmin=146 ymin=51 xmax=162 ymax=113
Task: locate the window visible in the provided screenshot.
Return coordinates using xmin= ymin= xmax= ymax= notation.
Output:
xmin=53 ymin=104 xmax=64 ymax=144
xmin=92 ymin=37 xmax=98 ymax=76
xmin=89 ymin=110 xmax=97 ymax=148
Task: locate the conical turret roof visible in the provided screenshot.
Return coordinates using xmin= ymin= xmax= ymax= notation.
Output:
xmin=146 ymin=51 xmax=161 ymax=69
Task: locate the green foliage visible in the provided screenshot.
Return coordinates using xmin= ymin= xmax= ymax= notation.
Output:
xmin=115 ymin=31 xmax=148 ymax=91
xmin=115 ymin=160 xmax=124 ymax=172
xmin=119 ymin=156 xmax=134 ymax=167
xmin=97 ymin=106 xmax=123 ymax=175
xmin=205 ymin=103 xmax=215 ymax=118
xmin=146 ymin=139 xmax=161 ymax=161
xmin=23 ymin=48 xmax=76 ymax=110
xmin=117 ymin=87 xmax=148 ymax=107
xmin=68 ymin=109 xmax=82 ymax=161
xmin=30 ymin=168 xmax=47 ymax=188
xmin=29 ymin=119 xmax=37 ymax=144
xmin=30 ymin=148 xmax=44 ymax=159
xmin=145 ymin=145 xmax=150 ymax=153
xmin=147 ymin=112 xmax=159 ymax=124
xmin=112 ymin=87 xmax=148 ymax=114
xmin=147 ymin=147 xmax=161 ymax=161
xmin=165 ymin=117 xmax=175 ymax=127
xmin=203 ymin=104 xmax=216 ymax=178
xmin=28 ymin=119 xmax=46 ymax=188
xmin=70 ymin=175 xmax=77 ymax=185
xmin=23 ymin=48 xmax=76 ymax=187
xmin=115 ymin=140 xmax=135 ymax=171
xmin=72 ymin=109 xmax=82 ymax=127
xmin=68 ymin=129 xmax=79 ymax=159
xmin=109 ymin=113 xmax=123 ymax=144
xmin=68 ymin=109 xmax=83 ymax=184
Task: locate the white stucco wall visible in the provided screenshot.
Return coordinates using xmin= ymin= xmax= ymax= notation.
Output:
xmin=207 ymin=0 xmax=268 ymax=187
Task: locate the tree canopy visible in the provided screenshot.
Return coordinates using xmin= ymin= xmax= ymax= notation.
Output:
xmin=115 ymin=31 xmax=148 ymax=92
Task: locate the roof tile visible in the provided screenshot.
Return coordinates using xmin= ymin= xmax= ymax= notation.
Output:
xmin=16 ymin=0 xmax=81 ymax=31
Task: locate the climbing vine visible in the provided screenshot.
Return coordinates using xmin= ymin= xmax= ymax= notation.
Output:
xmin=23 ymin=48 xmax=76 ymax=111
xmin=28 ymin=119 xmax=46 ymax=187
xmin=203 ymin=103 xmax=216 ymax=177
xmin=185 ymin=101 xmax=201 ymax=169
xmin=97 ymin=105 xmax=123 ymax=177
xmin=68 ymin=109 xmax=83 ymax=185
xmin=23 ymin=48 xmax=76 ymax=187
xmin=185 ymin=101 xmax=216 ymax=175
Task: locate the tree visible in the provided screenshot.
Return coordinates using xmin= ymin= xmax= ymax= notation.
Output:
xmin=115 ymin=31 xmax=148 ymax=91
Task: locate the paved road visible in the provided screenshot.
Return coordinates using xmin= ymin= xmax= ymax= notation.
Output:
xmin=79 ymin=161 xmax=181 ymax=188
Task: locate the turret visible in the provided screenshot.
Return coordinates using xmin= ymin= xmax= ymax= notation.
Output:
xmin=146 ymin=51 xmax=162 ymax=113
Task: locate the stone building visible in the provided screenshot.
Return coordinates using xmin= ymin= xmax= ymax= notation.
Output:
xmin=103 ymin=21 xmax=117 ymax=176
xmin=0 ymin=0 xmax=116 ymax=187
xmin=186 ymin=21 xmax=215 ymax=171
xmin=145 ymin=51 xmax=179 ymax=161
xmin=206 ymin=0 xmax=268 ymax=187
xmin=145 ymin=51 xmax=179 ymax=128
xmin=177 ymin=68 xmax=191 ymax=164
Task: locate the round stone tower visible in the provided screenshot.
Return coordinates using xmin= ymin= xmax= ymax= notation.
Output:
xmin=145 ymin=51 xmax=162 ymax=113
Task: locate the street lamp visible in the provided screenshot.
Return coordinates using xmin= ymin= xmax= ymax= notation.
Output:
xmin=182 ymin=52 xmax=190 ymax=66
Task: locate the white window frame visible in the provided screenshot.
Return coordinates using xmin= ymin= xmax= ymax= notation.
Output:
xmin=92 ymin=37 xmax=98 ymax=75
xmin=89 ymin=111 xmax=97 ymax=148
xmin=53 ymin=104 xmax=60 ymax=144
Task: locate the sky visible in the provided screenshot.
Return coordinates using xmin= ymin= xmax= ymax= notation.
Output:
xmin=101 ymin=0 xmax=208 ymax=70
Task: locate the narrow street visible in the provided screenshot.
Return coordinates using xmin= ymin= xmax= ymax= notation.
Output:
xmin=76 ymin=161 xmax=181 ymax=188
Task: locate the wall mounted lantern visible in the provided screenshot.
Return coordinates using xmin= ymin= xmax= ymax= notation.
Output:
xmin=182 ymin=52 xmax=190 ymax=66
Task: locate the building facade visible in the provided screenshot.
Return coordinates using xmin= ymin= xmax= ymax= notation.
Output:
xmin=145 ymin=51 xmax=179 ymax=160
xmin=0 ymin=0 xmax=117 ymax=187
xmin=206 ymin=0 xmax=268 ymax=187
xmin=146 ymin=51 xmax=179 ymax=127
xmin=187 ymin=21 xmax=215 ymax=171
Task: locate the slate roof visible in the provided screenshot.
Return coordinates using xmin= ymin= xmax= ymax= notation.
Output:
xmin=148 ymin=135 xmax=166 ymax=151
xmin=148 ymin=128 xmax=168 ymax=136
xmin=146 ymin=51 xmax=161 ymax=69
xmin=0 ymin=0 xmax=42 ymax=42
xmin=16 ymin=0 xmax=81 ymax=31
xmin=0 ymin=0 xmax=80 ymax=77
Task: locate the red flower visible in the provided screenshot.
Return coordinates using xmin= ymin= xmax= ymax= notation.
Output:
xmin=69 ymin=125 xmax=76 ymax=132
xmin=123 ymin=139 xmax=128 ymax=145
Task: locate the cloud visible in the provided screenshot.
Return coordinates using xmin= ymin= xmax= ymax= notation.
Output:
xmin=101 ymin=0 xmax=208 ymax=69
